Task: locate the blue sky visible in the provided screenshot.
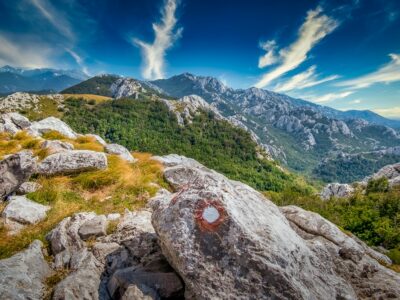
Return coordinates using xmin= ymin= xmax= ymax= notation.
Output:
xmin=0 ymin=0 xmax=399 ymax=118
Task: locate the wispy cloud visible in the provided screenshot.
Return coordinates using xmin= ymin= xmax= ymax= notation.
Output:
xmin=0 ymin=33 xmax=52 ymax=68
xmin=337 ymin=53 xmax=400 ymax=89
xmin=373 ymin=107 xmax=400 ymax=119
xmin=258 ymin=40 xmax=278 ymax=68
xmin=255 ymin=7 xmax=338 ymax=88
xmin=65 ymin=48 xmax=90 ymax=76
xmin=28 ymin=0 xmax=74 ymax=41
xmin=274 ymin=65 xmax=339 ymax=92
xmin=305 ymin=91 xmax=354 ymax=103
xmin=349 ymin=99 xmax=362 ymax=104
xmin=133 ymin=0 xmax=182 ymax=80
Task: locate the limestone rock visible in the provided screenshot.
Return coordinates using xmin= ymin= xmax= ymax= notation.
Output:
xmin=0 ymin=240 xmax=52 ymax=300
xmin=0 ymin=112 xmax=31 ymax=134
xmin=29 ymin=116 xmax=77 ymax=139
xmin=37 ymin=150 xmax=107 ymax=175
xmin=320 ymin=182 xmax=355 ymax=200
xmin=40 ymin=140 xmax=74 ymax=154
xmin=2 ymin=195 xmax=50 ymax=226
xmin=16 ymin=181 xmax=42 ymax=194
xmin=78 ymin=215 xmax=107 ymax=240
xmin=85 ymin=133 xmax=107 ymax=146
xmin=0 ymin=92 xmax=40 ymax=113
xmin=368 ymin=162 xmax=400 ymax=187
xmin=105 ymin=143 xmax=136 ymax=162
xmin=151 ymin=155 xmax=400 ymax=300
xmin=121 ymin=284 xmax=159 ymax=300
xmin=0 ymin=150 xmax=37 ymax=200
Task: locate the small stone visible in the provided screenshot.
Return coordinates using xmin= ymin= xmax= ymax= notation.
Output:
xmin=78 ymin=215 xmax=108 ymax=240
xmin=16 ymin=181 xmax=42 ymax=195
xmin=105 ymin=143 xmax=136 ymax=162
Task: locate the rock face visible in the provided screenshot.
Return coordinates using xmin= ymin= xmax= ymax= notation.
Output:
xmin=0 ymin=240 xmax=52 ymax=300
xmin=37 ymin=150 xmax=107 ymax=175
xmin=47 ymin=210 xmax=184 ymax=300
xmin=0 ymin=93 xmax=40 ymax=113
xmin=105 ymin=143 xmax=136 ymax=163
xmin=151 ymin=154 xmax=400 ymax=300
xmin=110 ymin=78 xmax=146 ymax=99
xmin=29 ymin=116 xmax=77 ymax=138
xmin=320 ymin=182 xmax=355 ymax=200
xmin=0 ymin=150 xmax=37 ymax=200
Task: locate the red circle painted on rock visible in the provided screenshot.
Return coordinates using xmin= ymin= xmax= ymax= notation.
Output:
xmin=194 ymin=199 xmax=225 ymax=231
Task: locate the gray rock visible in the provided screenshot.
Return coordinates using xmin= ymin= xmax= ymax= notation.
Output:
xmin=41 ymin=140 xmax=74 ymax=154
xmin=320 ymin=182 xmax=355 ymax=200
xmin=16 ymin=181 xmax=42 ymax=194
xmin=2 ymin=195 xmax=50 ymax=225
xmin=85 ymin=134 xmax=107 ymax=146
xmin=37 ymin=150 xmax=107 ymax=175
xmin=52 ymin=250 xmax=103 ymax=300
xmin=0 ymin=112 xmax=31 ymax=134
xmin=0 ymin=240 xmax=52 ymax=300
xmin=105 ymin=143 xmax=136 ymax=162
xmin=78 ymin=215 xmax=107 ymax=240
xmin=0 ymin=150 xmax=37 ymax=200
xmin=151 ymin=155 xmax=400 ymax=300
xmin=29 ymin=116 xmax=77 ymax=139
xmin=121 ymin=284 xmax=159 ymax=300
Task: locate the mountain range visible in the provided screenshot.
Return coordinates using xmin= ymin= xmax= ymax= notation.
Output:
xmin=0 ymin=65 xmax=88 ymax=94
xmin=61 ymin=73 xmax=400 ymax=181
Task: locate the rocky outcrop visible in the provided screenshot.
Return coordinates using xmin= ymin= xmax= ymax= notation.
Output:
xmin=151 ymin=154 xmax=400 ymax=300
xmin=0 ymin=150 xmax=37 ymax=200
xmin=110 ymin=78 xmax=146 ymax=99
xmin=0 ymin=92 xmax=40 ymax=113
xmin=78 ymin=215 xmax=108 ymax=240
xmin=37 ymin=150 xmax=107 ymax=175
xmin=29 ymin=116 xmax=77 ymax=138
xmin=364 ymin=162 xmax=400 ymax=187
xmin=105 ymin=144 xmax=136 ymax=163
xmin=0 ymin=240 xmax=52 ymax=300
xmin=0 ymin=112 xmax=32 ymax=134
xmin=320 ymin=182 xmax=355 ymax=200
xmin=46 ymin=210 xmax=184 ymax=300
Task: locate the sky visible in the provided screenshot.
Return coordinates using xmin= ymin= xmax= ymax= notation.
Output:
xmin=0 ymin=0 xmax=399 ymax=118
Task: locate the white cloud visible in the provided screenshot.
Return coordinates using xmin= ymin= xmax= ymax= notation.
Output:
xmin=66 ymin=48 xmax=90 ymax=76
xmin=336 ymin=53 xmax=400 ymax=89
xmin=373 ymin=107 xmax=400 ymax=119
xmin=29 ymin=0 xmax=74 ymax=41
xmin=274 ymin=65 xmax=339 ymax=92
xmin=133 ymin=0 xmax=182 ymax=80
xmin=306 ymin=91 xmax=354 ymax=103
xmin=255 ymin=7 xmax=338 ymax=88
xmin=0 ymin=33 xmax=52 ymax=68
xmin=258 ymin=40 xmax=278 ymax=68
xmin=349 ymin=99 xmax=362 ymax=104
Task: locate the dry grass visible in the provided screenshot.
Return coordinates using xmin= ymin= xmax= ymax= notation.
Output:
xmin=0 ymin=149 xmax=165 ymax=259
xmin=63 ymin=94 xmax=112 ymax=103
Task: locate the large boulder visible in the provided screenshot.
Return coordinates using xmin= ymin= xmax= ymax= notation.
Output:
xmin=105 ymin=143 xmax=136 ymax=163
xmin=151 ymin=154 xmax=400 ymax=300
xmin=320 ymin=182 xmax=355 ymax=200
xmin=0 ymin=240 xmax=52 ymax=300
xmin=48 ymin=210 xmax=184 ymax=300
xmin=29 ymin=116 xmax=77 ymax=139
xmin=37 ymin=150 xmax=107 ymax=175
xmin=366 ymin=162 xmax=400 ymax=187
xmin=0 ymin=150 xmax=37 ymax=200
xmin=0 ymin=112 xmax=31 ymax=134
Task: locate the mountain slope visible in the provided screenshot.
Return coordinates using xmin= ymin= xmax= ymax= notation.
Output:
xmin=0 ymin=65 xmax=87 ymax=94
xmin=150 ymin=73 xmax=400 ymax=176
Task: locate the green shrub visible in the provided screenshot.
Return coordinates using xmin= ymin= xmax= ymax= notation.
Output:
xmin=367 ymin=177 xmax=389 ymax=194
